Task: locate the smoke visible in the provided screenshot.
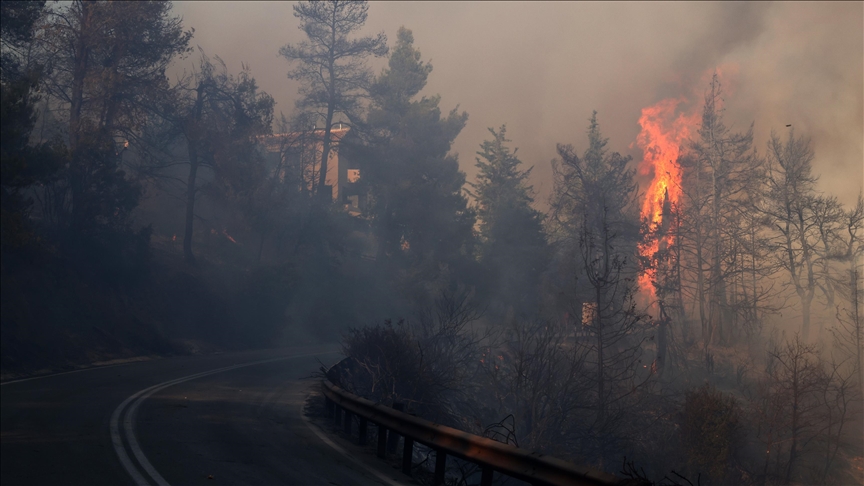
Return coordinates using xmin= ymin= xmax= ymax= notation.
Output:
xmin=170 ymin=2 xmax=863 ymax=207
xmin=724 ymin=2 xmax=864 ymax=206
xmin=665 ymin=2 xmax=771 ymax=96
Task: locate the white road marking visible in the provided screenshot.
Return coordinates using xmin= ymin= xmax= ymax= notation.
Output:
xmin=111 ymin=351 xmax=337 ymax=486
xmin=1 ymin=362 xmax=134 ymax=386
xmin=300 ymin=403 xmax=403 ymax=486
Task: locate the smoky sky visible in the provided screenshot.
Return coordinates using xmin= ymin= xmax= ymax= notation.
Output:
xmin=170 ymin=1 xmax=863 ymax=208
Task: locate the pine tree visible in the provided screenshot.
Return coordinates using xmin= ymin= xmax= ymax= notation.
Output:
xmin=682 ymin=74 xmax=760 ymax=348
xmin=470 ymin=125 xmax=548 ymax=319
xmin=347 ymin=27 xmax=475 ymax=304
xmin=279 ymin=0 xmax=387 ymax=200
xmin=549 ymin=113 xmax=649 ymax=465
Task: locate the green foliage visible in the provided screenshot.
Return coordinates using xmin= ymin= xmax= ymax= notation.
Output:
xmin=369 ymin=27 xmax=431 ymax=113
xmin=548 ymin=112 xmax=641 ymax=308
xmin=0 ymin=1 xmax=44 ymax=45
xmin=341 ymin=319 xmax=419 ymax=399
xmin=470 ymin=125 xmax=548 ymax=319
xmin=0 ymin=73 xmax=63 ymax=249
xmin=18 ymin=0 xmax=193 ymax=238
xmin=349 ymin=27 xmax=477 ymax=306
xmin=40 ymin=0 xmax=192 ymax=141
xmin=340 ymin=288 xmax=483 ymax=425
xmin=65 ymin=225 xmax=153 ymax=287
xmin=280 ymin=0 xmax=387 ymax=194
xmin=551 ymin=111 xmax=639 ymax=242
xmin=199 ymin=59 xmax=276 ymax=231
xmin=69 ymin=137 xmax=143 ymax=233
xmin=280 ymin=0 xmax=387 ymax=121
xmin=682 ymin=383 xmax=742 ymax=483
xmin=471 ymin=126 xmax=535 ymax=234
xmin=1 ymin=2 xmax=59 ymax=248
xmin=0 ymin=1 xmax=45 ymax=81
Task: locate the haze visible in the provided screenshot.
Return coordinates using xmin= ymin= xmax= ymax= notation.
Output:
xmin=172 ymin=1 xmax=863 ymax=206
xmin=2 ymin=2 xmax=863 ymax=485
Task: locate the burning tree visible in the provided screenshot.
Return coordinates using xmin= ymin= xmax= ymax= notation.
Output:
xmin=635 ymin=97 xmax=697 ymax=305
xmin=636 ymin=73 xmax=767 ymax=359
xmin=632 ymin=84 xmax=700 ymax=373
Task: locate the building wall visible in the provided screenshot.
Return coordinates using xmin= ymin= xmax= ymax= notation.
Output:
xmin=261 ymin=126 xmax=357 ymax=208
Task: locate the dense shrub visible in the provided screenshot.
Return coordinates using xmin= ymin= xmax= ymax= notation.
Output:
xmin=681 ymin=383 xmax=743 ymax=483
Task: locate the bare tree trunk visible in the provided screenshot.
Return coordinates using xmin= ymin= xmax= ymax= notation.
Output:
xmin=317 ymin=108 xmax=335 ymax=201
xmin=596 ymin=286 xmax=605 ymax=426
xmin=697 ymin=231 xmax=707 ymax=340
xmin=376 ymin=200 xmax=392 ymax=261
xmin=183 ymin=143 xmax=199 ymax=264
xmin=68 ymin=1 xmax=93 ymax=151
xmin=785 ymin=395 xmax=799 ymax=484
xmin=316 ymin=22 xmax=338 ymax=202
xmin=657 ymin=309 xmax=668 ymax=374
xmin=693 ymin=162 xmax=708 ymax=346
xmin=256 ymin=231 xmax=266 ymax=263
xmin=852 ymin=266 xmax=863 ymax=392
xmin=67 ymin=1 xmax=95 ymax=232
xmin=801 ymin=293 xmax=812 ymax=342
xmin=710 ymin=165 xmax=723 ymax=346
xmin=752 ymin=225 xmax=759 ymax=327
xmin=799 ymin=207 xmax=816 ymax=341
xmin=183 ymin=81 xmax=206 ymax=265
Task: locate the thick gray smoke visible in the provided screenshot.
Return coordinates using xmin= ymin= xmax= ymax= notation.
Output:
xmin=171 ymin=1 xmax=863 ymax=207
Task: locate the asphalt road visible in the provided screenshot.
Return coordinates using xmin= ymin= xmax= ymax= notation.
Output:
xmin=1 ymin=346 xmax=396 ymax=486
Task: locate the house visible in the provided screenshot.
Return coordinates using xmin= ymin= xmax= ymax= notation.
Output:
xmin=260 ymin=124 xmax=364 ymax=214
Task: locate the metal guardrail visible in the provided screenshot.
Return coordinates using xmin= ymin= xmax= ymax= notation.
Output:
xmin=321 ymin=378 xmax=639 ymax=486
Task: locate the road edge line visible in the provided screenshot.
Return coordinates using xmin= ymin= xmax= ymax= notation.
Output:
xmin=300 ymin=397 xmax=404 ymax=486
xmin=111 ymin=351 xmax=336 ymax=486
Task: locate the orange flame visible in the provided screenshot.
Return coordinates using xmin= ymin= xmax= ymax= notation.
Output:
xmin=635 ymin=97 xmax=700 ymax=299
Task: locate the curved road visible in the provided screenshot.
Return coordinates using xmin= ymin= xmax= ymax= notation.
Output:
xmin=1 ymin=346 xmax=398 ymax=486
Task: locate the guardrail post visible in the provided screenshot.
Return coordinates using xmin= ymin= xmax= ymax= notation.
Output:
xmin=480 ymin=466 xmax=493 ymax=486
xmin=401 ymin=437 xmax=414 ymax=476
xmin=322 ymin=378 xmax=623 ymax=486
xmin=343 ymin=409 xmax=352 ymax=435
xmin=358 ymin=417 xmax=368 ymax=446
xmin=387 ymin=402 xmax=404 ymax=454
xmin=433 ymin=450 xmax=446 ymax=485
xmin=377 ymin=424 xmax=387 ymax=458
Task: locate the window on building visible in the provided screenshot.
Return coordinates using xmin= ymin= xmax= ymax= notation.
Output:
xmin=347 ymin=169 xmax=360 ymax=183
xmin=582 ymin=302 xmax=597 ymax=329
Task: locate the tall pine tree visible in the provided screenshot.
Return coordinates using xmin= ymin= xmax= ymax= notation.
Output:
xmin=470 ymin=125 xmax=547 ymax=320
xmin=347 ymin=27 xmax=476 ymax=305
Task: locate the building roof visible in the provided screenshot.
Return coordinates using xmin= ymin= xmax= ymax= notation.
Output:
xmin=259 ymin=125 xmax=350 ymax=154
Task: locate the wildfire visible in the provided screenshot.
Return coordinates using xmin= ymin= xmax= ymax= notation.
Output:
xmin=635 ymin=97 xmax=699 ymax=299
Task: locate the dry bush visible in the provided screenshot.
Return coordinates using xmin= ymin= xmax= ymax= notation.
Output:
xmin=478 ymin=318 xmax=591 ymax=457
xmin=339 ymin=288 xmax=485 ymax=426
xmin=681 ymin=384 xmax=743 ymax=484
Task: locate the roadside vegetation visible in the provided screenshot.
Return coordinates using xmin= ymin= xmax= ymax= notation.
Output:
xmin=1 ymin=2 xmax=861 ymax=484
